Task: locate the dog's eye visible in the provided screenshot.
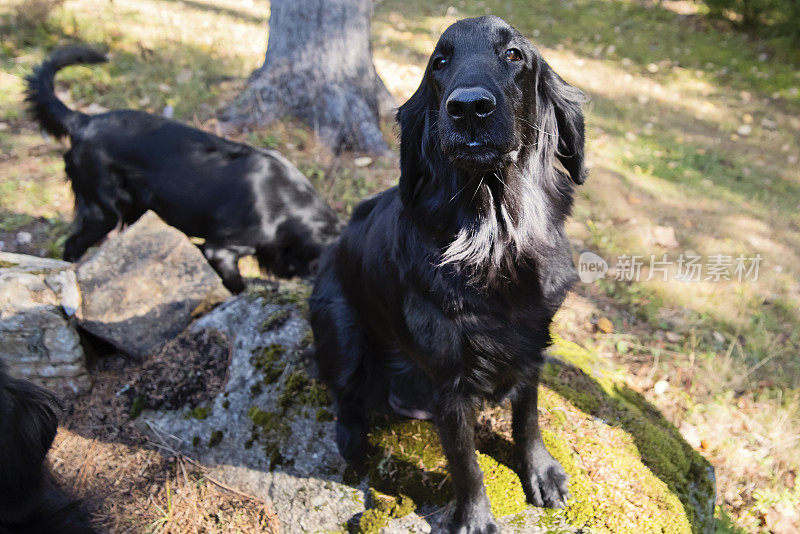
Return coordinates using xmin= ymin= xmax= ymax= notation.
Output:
xmin=505 ymin=48 xmax=523 ymax=62
xmin=432 ymin=57 xmax=448 ymax=71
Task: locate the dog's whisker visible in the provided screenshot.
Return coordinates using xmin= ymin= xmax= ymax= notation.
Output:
xmin=470 ymin=176 xmax=485 ymax=204
xmin=449 ymin=175 xmax=477 ymax=204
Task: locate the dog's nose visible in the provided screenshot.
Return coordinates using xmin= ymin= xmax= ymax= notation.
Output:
xmin=446 ymin=87 xmax=496 ymax=122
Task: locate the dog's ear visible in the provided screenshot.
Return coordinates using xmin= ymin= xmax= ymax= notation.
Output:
xmin=396 ymin=75 xmax=434 ymax=205
xmin=534 ymin=59 xmax=587 ymax=184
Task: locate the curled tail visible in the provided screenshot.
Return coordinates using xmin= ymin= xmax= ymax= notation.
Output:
xmin=25 ymin=46 xmax=107 ymax=139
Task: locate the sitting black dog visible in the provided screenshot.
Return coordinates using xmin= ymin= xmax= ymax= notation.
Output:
xmin=310 ymin=16 xmax=586 ymax=533
xmin=0 ymin=361 xmax=96 ymax=534
xmin=26 ymin=46 xmax=342 ymax=293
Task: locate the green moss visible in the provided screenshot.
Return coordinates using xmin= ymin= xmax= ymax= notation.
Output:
xmin=277 ymin=370 xmax=331 ymax=409
xmin=250 ymin=280 xmax=312 ymax=316
xmin=358 ymin=508 xmax=390 ymax=534
xmin=222 ymin=399 xmax=230 ymax=409
xmin=536 ymin=337 xmax=714 ymax=533
xmin=299 ymin=328 xmax=314 ymax=350
xmin=252 ymin=343 xmax=285 ymax=369
xmin=129 ymin=396 xmax=145 ymax=419
xmin=476 ymin=453 xmax=526 ymax=518
xmin=366 ymin=418 xmax=450 ymax=505
xmin=207 ymin=430 xmax=223 ymax=447
xmin=251 ymin=343 xmax=287 ymax=385
xmin=259 ymin=308 xmax=291 ymax=332
xmin=0 ymin=260 xmax=18 ymax=268
xmin=185 ymin=405 xmax=211 ymax=420
xmin=247 ymin=406 xmax=292 ymax=469
xmin=357 ymin=489 xmax=417 ymax=534
xmin=316 ymin=408 xmax=335 ymax=422
xmin=262 ymin=363 xmax=286 ymax=385
xmin=247 ymin=406 xmax=280 ymax=430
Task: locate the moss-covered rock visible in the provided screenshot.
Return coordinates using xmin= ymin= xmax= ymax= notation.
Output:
xmin=360 ymin=337 xmax=715 ymax=533
xmin=185 ymin=405 xmax=211 ymax=420
xmin=277 ymin=369 xmax=331 ymax=409
xmin=357 ymin=489 xmax=416 ymax=534
xmin=541 ymin=337 xmax=716 ymax=533
xmin=476 ymin=453 xmax=527 ymax=518
xmin=259 ymin=308 xmax=291 ymax=332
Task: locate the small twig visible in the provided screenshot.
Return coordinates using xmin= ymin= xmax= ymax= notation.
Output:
xmin=181 ymin=455 xmax=269 ymax=506
xmin=143 ymin=422 xmax=268 ymax=507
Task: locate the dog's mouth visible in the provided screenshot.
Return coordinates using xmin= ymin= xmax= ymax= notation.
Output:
xmin=444 ymin=141 xmax=518 ymax=172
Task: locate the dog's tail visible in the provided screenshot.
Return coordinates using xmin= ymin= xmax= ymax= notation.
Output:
xmin=25 ymin=46 xmax=107 ymax=139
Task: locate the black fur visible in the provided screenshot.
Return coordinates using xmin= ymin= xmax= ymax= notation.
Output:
xmin=0 ymin=361 xmax=96 ymax=534
xmin=25 ymin=46 xmax=342 ymax=293
xmin=309 ymin=17 xmax=586 ymax=533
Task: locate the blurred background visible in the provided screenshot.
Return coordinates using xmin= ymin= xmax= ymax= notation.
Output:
xmin=0 ymin=0 xmax=798 ymax=531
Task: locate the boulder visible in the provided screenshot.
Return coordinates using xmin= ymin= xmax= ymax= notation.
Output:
xmin=139 ymin=283 xmax=716 ymax=534
xmin=76 ymin=211 xmax=230 ymax=358
xmin=0 ymin=252 xmax=91 ymax=396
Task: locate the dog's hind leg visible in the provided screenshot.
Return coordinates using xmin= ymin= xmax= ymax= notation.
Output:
xmin=202 ymin=244 xmax=248 ymax=294
xmin=310 ymin=276 xmax=370 ymax=464
xmin=62 ymin=152 xmax=120 ymax=262
xmin=63 ymin=200 xmax=118 ymax=262
xmin=511 ymin=373 xmax=570 ymax=509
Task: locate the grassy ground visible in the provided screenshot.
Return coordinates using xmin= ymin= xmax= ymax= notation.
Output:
xmin=1 ymin=0 xmax=799 ymax=531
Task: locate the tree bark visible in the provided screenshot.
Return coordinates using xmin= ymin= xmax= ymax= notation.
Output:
xmin=224 ymin=0 xmax=395 ymax=154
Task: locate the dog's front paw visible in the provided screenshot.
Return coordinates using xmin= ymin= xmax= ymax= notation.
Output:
xmin=450 ymin=497 xmax=499 ymax=534
xmin=519 ymin=454 xmax=570 ymax=508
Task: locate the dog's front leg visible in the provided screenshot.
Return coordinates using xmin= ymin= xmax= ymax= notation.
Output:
xmin=512 ymin=374 xmax=570 ymax=508
xmin=435 ymin=393 xmax=498 ymax=534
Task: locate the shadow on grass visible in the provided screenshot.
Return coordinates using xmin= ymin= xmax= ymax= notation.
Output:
xmin=158 ymin=0 xmax=266 ymax=26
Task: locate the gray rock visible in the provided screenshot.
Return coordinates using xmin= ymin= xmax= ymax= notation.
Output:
xmin=76 ymin=211 xmax=230 ymax=358
xmin=0 ymin=256 xmax=90 ymax=396
xmin=138 ymin=292 xmax=558 ymax=534
xmin=140 ymin=292 xmax=366 ymax=534
xmin=139 ymin=289 xmax=715 ymax=534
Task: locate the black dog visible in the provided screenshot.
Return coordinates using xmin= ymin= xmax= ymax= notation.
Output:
xmin=0 ymin=361 xmax=96 ymax=534
xmin=310 ymin=16 xmax=586 ymax=533
xmin=26 ymin=46 xmax=342 ymax=293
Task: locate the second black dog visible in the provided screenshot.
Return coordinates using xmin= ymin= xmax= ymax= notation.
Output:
xmin=26 ymin=46 xmax=342 ymax=293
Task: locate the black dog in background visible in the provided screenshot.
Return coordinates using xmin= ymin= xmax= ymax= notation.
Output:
xmin=0 ymin=361 xmax=96 ymax=534
xmin=310 ymin=16 xmax=586 ymax=533
xmin=26 ymin=46 xmax=342 ymax=293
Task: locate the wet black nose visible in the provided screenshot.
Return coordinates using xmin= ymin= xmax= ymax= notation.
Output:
xmin=446 ymin=87 xmax=496 ymax=122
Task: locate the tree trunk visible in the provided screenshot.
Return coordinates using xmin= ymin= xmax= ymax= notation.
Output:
xmin=224 ymin=0 xmax=395 ymax=154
